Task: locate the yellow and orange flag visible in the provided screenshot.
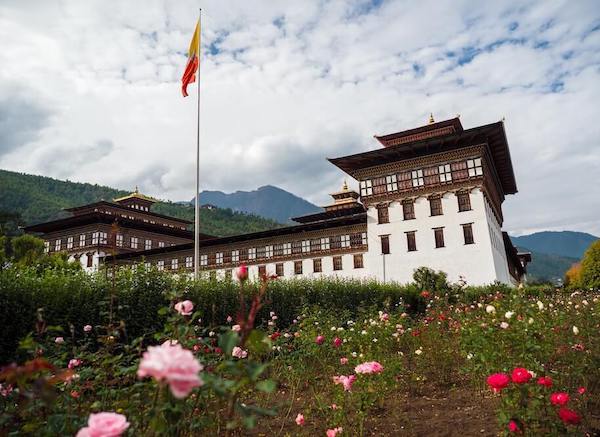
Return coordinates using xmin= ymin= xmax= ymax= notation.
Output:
xmin=181 ymin=20 xmax=200 ymax=97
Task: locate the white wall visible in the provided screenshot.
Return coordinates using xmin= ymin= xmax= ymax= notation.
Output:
xmin=362 ymin=188 xmax=511 ymax=286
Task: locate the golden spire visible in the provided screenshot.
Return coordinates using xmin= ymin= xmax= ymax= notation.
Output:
xmin=428 ymin=113 xmax=435 ymax=124
xmin=134 ymin=185 xmax=139 ymax=193
xmin=342 ymin=179 xmax=348 ymax=191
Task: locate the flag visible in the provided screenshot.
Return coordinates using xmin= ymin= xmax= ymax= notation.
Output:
xmin=181 ymin=20 xmax=200 ymax=97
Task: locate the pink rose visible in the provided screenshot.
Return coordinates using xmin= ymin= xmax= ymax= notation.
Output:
xmin=236 ymin=264 xmax=248 ymax=282
xmin=232 ymin=346 xmax=248 ymax=359
xmin=333 ymin=374 xmax=356 ymax=392
xmin=511 ymin=367 xmax=532 ymax=384
xmin=326 ymin=427 xmax=343 ymax=437
xmin=340 ymin=357 xmax=349 ymax=365
xmin=537 ymin=376 xmax=553 ymax=387
xmin=68 ymin=358 xmax=82 ymax=369
xmin=76 ymin=412 xmax=129 ymax=437
xmin=550 ymin=392 xmax=570 ymax=406
xmin=174 ymin=300 xmax=194 ymax=316
xmin=486 ymin=373 xmax=510 ymax=393
xmin=226 ymin=315 xmax=233 ymax=323
xmin=508 ymin=420 xmax=520 ymax=433
xmin=295 ymin=413 xmax=305 ymax=426
xmin=315 ymin=335 xmax=325 ymax=345
xmin=577 ymin=387 xmax=586 ymax=395
xmin=83 ymin=325 xmax=92 ymax=332
xmin=354 ymin=361 xmax=384 ymax=374
xmin=55 ymin=337 xmax=65 ymax=344
xmin=332 ymin=337 xmax=342 ymax=348
xmin=138 ymin=341 xmax=203 ymax=398
xmin=232 ymin=324 xmax=241 ymax=332
xmin=379 ymin=313 xmax=389 ymax=322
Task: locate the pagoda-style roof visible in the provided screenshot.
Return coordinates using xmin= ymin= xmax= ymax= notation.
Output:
xmin=65 ymin=201 xmax=192 ymax=224
xmin=24 ymin=211 xmax=213 ymax=240
xmin=105 ymin=212 xmax=367 ymax=262
xmin=374 ymin=117 xmax=464 ymax=147
xmin=113 ymin=188 xmax=157 ymax=204
xmin=329 ymin=120 xmax=517 ymax=195
xmin=292 ymin=205 xmax=366 ymax=223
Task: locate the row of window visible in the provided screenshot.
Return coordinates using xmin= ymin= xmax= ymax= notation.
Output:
xmin=376 ymin=191 xmax=471 ymax=224
xmin=360 ymin=158 xmax=483 ymax=197
xmin=379 ymin=223 xmax=475 ymax=254
xmin=45 ymin=232 xmax=168 ymax=252
xmin=197 ymin=232 xmax=367 ymax=267
xmin=153 ymin=254 xmax=365 ymax=275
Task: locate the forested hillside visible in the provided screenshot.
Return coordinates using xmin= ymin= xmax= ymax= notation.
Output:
xmin=0 ymin=169 xmax=282 ymax=237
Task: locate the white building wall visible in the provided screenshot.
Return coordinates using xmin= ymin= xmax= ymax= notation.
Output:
xmin=362 ymin=188 xmax=510 ymax=285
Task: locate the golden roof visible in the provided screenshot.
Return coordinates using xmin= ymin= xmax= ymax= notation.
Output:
xmin=113 ymin=186 xmax=157 ymax=203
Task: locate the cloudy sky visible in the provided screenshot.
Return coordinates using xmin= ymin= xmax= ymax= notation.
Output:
xmin=1 ymin=0 xmax=599 ymax=236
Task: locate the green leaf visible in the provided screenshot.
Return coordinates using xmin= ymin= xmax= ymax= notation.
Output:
xmin=246 ymin=329 xmax=271 ymax=355
xmin=219 ymin=330 xmax=239 ymax=356
xmin=255 ymin=379 xmax=276 ymax=393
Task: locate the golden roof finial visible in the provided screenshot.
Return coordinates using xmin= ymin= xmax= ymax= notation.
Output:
xmin=342 ymin=179 xmax=348 ymax=191
xmin=428 ymin=113 xmax=435 ymax=124
xmin=134 ymin=185 xmax=139 ymax=193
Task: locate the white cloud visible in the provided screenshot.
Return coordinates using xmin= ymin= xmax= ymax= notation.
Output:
xmin=0 ymin=0 xmax=599 ymax=236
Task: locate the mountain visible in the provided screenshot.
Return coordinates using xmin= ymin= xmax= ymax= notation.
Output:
xmin=194 ymin=185 xmax=322 ymax=223
xmin=0 ymin=169 xmax=282 ymax=237
xmin=511 ymin=231 xmax=598 ymax=259
xmin=519 ymin=250 xmax=579 ymax=283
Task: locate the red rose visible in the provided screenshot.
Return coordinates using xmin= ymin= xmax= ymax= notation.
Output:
xmin=550 ymin=392 xmax=570 ymax=406
xmin=577 ymin=387 xmax=586 ymax=395
xmin=420 ymin=290 xmax=430 ymax=298
xmin=537 ymin=376 xmax=553 ymax=387
xmin=270 ymin=332 xmax=281 ymax=341
xmin=315 ymin=335 xmax=325 ymax=345
xmin=508 ymin=420 xmax=521 ymax=433
xmin=332 ymin=337 xmax=342 ymax=348
xmin=558 ymin=407 xmax=581 ymax=425
xmin=236 ymin=264 xmax=248 ymax=282
xmin=487 ymin=373 xmax=510 ymax=393
xmin=511 ymin=368 xmax=532 ymax=384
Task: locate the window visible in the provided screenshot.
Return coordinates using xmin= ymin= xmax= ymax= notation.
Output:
xmin=185 ymin=256 xmax=193 ymax=268
xmin=294 ymin=261 xmax=303 ymax=275
xmin=256 ymin=246 xmax=266 ymax=259
xmin=292 ymin=241 xmax=302 ymax=254
xmin=353 ymin=254 xmax=364 ymax=269
xmin=333 ymin=256 xmax=343 ymax=271
xmin=424 ymin=166 xmax=439 ymax=185
xmin=79 ymin=234 xmax=86 ymax=247
xmin=467 ymin=158 xmax=483 ymax=177
xmin=157 ymin=260 xmax=164 ymax=271
xmin=462 ymin=223 xmax=475 ymax=245
xmin=239 ymin=248 xmax=248 ymax=261
xmin=434 ymin=228 xmax=445 ymax=248
xmin=158 ymin=241 xmax=165 ymax=248
xmin=406 ymin=231 xmax=417 ymax=252
xmin=386 ymin=174 xmax=398 ymax=192
xmin=200 ymin=254 xmax=208 ymax=266
xmin=380 ymin=235 xmax=390 ymax=255
xmin=313 ymin=258 xmax=322 ymax=273
xmin=258 ymin=265 xmax=266 ymax=277
xmin=457 ymin=191 xmax=471 ymax=212
xmin=411 ymin=169 xmax=424 ymax=187
xmin=265 ymin=245 xmax=274 ymax=258
xmin=171 ymin=259 xmax=178 ymax=270
xmin=144 ymin=262 xmax=151 ymax=270
xmin=283 ymin=243 xmax=292 ymax=256
xmin=87 ymin=254 xmax=93 ymax=268
xmin=377 ymin=205 xmax=389 ymax=224
xmin=130 ymin=237 xmax=139 ymax=249
xmin=145 ymin=239 xmax=152 ymax=250
xmin=232 ymin=250 xmax=239 ymax=262
xmin=429 ymin=196 xmax=443 ymax=216
xmin=402 ymin=200 xmax=415 ymax=220
xmin=341 ymin=235 xmax=350 ymax=248
xmin=398 ymin=171 xmax=412 ymax=190
xmin=248 ymin=247 xmax=256 ymax=260
xmin=451 ymin=160 xmax=469 ymax=180
xmin=359 ymin=179 xmax=373 ymax=196
xmin=330 ymin=235 xmax=342 ymax=250
xmin=55 ymin=239 xmax=62 ymax=251
xmin=321 ymin=237 xmax=330 ymax=250
xmin=44 ymin=241 xmax=50 ymax=253
xmin=372 ymin=177 xmax=387 ymax=195
xmin=216 ymin=252 xmax=223 ymax=264
xmin=92 ymin=232 xmax=99 ymax=245
xmin=439 ymin=164 xmax=452 ymax=183
xmin=99 ymin=232 xmax=108 ymax=245
xmin=67 ymin=236 xmax=74 ymax=249
xmin=301 ymin=240 xmax=310 ymax=253
xmin=361 ymin=232 xmax=367 ymax=245
xmin=310 ymin=239 xmax=321 ymax=251
xmin=275 ymin=263 xmax=284 ymax=277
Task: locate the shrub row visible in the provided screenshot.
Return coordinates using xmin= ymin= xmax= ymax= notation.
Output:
xmin=0 ymin=265 xmax=554 ymax=364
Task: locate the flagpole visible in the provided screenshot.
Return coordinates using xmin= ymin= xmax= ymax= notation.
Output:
xmin=194 ymin=8 xmax=201 ymax=280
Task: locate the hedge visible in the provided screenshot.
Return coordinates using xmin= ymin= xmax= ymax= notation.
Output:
xmin=0 ymin=265 xmax=554 ymax=364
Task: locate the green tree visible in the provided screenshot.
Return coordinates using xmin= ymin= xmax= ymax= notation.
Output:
xmin=11 ymin=234 xmax=45 ymax=265
xmin=412 ymin=266 xmax=449 ymax=292
xmin=580 ymin=240 xmax=600 ymax=289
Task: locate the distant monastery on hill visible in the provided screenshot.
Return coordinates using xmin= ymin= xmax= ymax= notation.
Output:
xmin=26 ymin=116 xmax=531 ymax=285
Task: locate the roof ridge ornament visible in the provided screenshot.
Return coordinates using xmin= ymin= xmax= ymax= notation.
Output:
xmin=428 ymin=113 xmax=435 ymax=124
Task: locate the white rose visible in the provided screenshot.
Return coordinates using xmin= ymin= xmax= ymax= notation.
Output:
xmin=485 ymin=305 xmax=495 ymax=314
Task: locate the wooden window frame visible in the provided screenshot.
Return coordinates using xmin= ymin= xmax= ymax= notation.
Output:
xmin=313 ymin=258 xmax=322 ymax=273
xmin=333 ymin=256 xmax=343 ymax=271
xmin=457 ymin=191 xmax=472 ymax=212
xmin=377 ymin=205 xmax=389 ymax=224
xmin=462 ymin=223 xmax=475 ymax=245
xmin=294 ymin=260 xmax=303 ymax=275
xmin=380 ymin=235 xmax=390 ymax=255
xmin=406 ymin=231 xmax=417 ymax=252
xmin=402 ymin=200 xmax=415 ymax=220
xmin=258 ymin=265 xmax=267 ymax=277
xmin=434 ymin=228 xmax=445 ymax=248
xmin=429 ymin=196 xmax=443 ymax=216
xmin=353 ymin=254 xmax=364 ymax=269
xmin=275 ymin=263 xmax=284 ymax=277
